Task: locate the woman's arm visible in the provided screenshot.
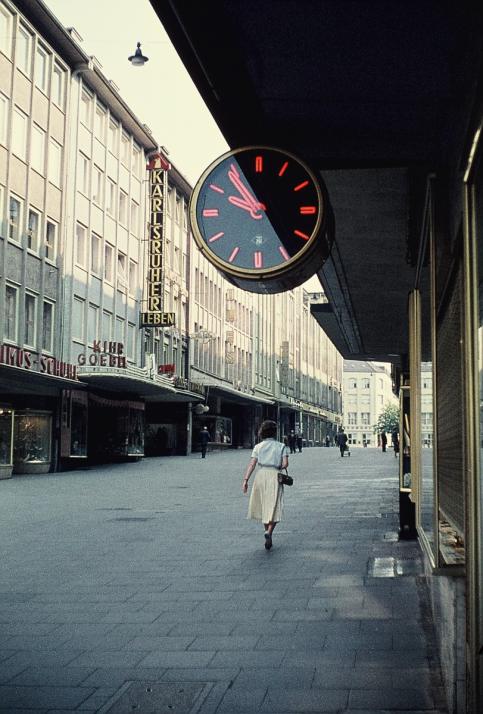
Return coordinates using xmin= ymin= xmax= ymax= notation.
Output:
xmin=242 ymin=457 xmax=257 ymax=493
xmin=281 ymin=455 xmax=289 ymax=469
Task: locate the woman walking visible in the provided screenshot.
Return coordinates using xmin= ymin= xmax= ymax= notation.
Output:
xmin=242 ymin=420 xmax=289 ymax=550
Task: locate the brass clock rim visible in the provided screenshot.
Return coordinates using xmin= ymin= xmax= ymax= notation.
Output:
xmin=189 ymin=145 xmax=328 ymax=278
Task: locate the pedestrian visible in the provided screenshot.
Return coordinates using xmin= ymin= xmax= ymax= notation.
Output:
xmin=338 ymin=428 xmax=348 ymax=457
xmin=296 ymin=431 xmax=303 ymax=453
xmin=199 ymin=425 xmax=210 ymax=458
xmin=325 ymin=434 xmax=330 ymax=448
xmin=288 ymin=429 xmax=296 ymax=454
xmin=380 ymin=430 xmax=387 ymax=453
xmin=391 ymin=429 xmax=399 ymax=457
xmin=242 ymin=419 xmax=289 ymax=550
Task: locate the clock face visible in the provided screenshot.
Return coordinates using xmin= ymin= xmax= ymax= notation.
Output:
xmin=189 ymin=146 xmax=331 ymax=291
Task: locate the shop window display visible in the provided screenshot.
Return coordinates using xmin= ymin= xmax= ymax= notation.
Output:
xmin=13 ymin=411 xmax=52 ymax=474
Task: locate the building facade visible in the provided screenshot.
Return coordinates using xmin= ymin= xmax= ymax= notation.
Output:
xmin=0 ymin=0 xmax=342 ymax=475
xmin=342 ymin=360 xmax=397 ymax=447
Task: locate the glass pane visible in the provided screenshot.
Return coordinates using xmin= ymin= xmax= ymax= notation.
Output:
xmin=14 ymin=412 xmax=51 ymax=464
xmin=0 ymin=408 xmax=13 ymax=464
xmin=71 ymin=397 xmax=87 ymax=456
xmin=420 ymin=361 xmax=434 ymax=546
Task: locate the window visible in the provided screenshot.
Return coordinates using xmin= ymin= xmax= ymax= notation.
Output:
xmin=92 ymin=165 xmax=103 ymax=206
xmin=361 ymin=412 xmax=370 ymax=425
xmin=77 ymin=153 xmax=90 ymax=195
xmin=117 ymin=251 xmax=127 ymax=281
xmin=106 ymin=179 xmax=116 ymax=217
xmin=87 ymin=303 xmax=98 ymax=345
xmin=166 ymin=188 xmax=172 ymax=216
xmin=48 ymin=139 xmax=62 ymax=186
xmin=9 ymin=195 xmax=23 ymax=243
xmin=5 ymin=284 xmax=18 ymax=342
xmin=0 ymin=93 xmax=8 ymax=145
xmin=31 ymin=124 xmax=45 ymax=174
xmin=72 ymin=297 xmax=85 ymax=341
xmin=128 ymin=260 xmax=137 ymax=295
xmin=362 ymin=378 xmax=370 ymax=389
xmin=175 ymin=198 xmax=181 ymax=224
xmin=119 ymin=190 xmax=128 ymax=224
xmin=16 ymin=24 xmax=31 ymax=75
xmin=94 ymin=104 xmax=106 ymax=140
xmin=348 ymin=378 xmax=357 ymax=389
xmin=115 ymin=316 xmax=125 ymax=342
xmin=108 ymin=119 xmax=118 ymax=153
xmin=42 ymin=300 xmax=54 ymax=352
xmin=45 ymin=220 xmax=56 ymax=261
xmin=102 ymin=310 xmax=112 ymax=339
xmin=27 ymin=208 xmax=40 ymax=252
xmin=75 ymin=223 xmax=87 ymax=268
xmin=52 ymin=62 xmax=65 ymax=107
xmin=131 ymin=144 xmax=141 ymax=174
xmin=347 ymin=412 xmax=357 ymax=425
xmin=80 ymin=90 xmax=92 ymax=128
xmin=90 ymin=233 xmax=101 ymax=275
xmin=35 ymin=45 xmax=49 ymax=93
xmin=24 ymin=293 xmax=37 ymax=347
xmin=121 ymin=132 xmax=129 ymax=165
xmin=130 ymin=199 xmax=139 ymax=234
xmin=104 ymin=243 xmax=114 ymax=282
xmin=12 ymin=107 xmax=28 ymax=160
xmin=127 ymin=323 xmax=136 ymax=360
xmin=0 ymin=5 xmax=13 ymax=58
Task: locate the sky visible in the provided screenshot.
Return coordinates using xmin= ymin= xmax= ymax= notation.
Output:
xmin=46 ymin=0 xmax=229 ymax=185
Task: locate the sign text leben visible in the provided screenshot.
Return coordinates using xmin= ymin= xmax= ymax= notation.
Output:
xmin=140 ymin=154 xmax=175 ymax=328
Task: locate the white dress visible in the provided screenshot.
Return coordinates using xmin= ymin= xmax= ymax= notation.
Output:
xmin=247 ymin=439 xmax=289 ymax=523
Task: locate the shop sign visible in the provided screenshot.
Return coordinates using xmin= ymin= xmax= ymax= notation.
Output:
xmin=78 ymin=341 xmax=127 ymax=368
xmin=172 ymin=376 xmax=205 ymax=396
xmin=0 ymin=344 xmax=78 ymax=379
xmin=140 ymin=154 xmax=175 ymax=328
xmin=158 ymin=363 xmax=175 ymax=375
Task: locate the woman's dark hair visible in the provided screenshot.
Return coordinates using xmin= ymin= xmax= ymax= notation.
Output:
xmin=258 ymin=420 xmax=277 ymax=440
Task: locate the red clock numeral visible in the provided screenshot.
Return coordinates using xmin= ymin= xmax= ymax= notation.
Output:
xmin=228 ymin=247 xmax=240 ymax=263
xmin=294 ymin=229 xmax=310 ymax=240
xmin=279 ymin=246 xmax=290 ymax=261
xmin=203 ymin=209 xmax=219 ymax=217
xmin=278 ymin=161 xmax=289 ymax=177
xmin=210 ymin=184 xmax=224 ymax=194
xmin=255 ymin=156 xmax=263 ymax=173
xmin=300 ymin=206 xmax=316 ymax=215
xmin=254 ymin=251 xmax=263 ymax=268
xmin=294 ymin=180 xmax=309 ymax=192
xmin=208 ymin=232 xmax=224 ymax=243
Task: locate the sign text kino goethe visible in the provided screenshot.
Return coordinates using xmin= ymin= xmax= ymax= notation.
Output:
xmin=139 ymin=154 xmax=176 ymax=328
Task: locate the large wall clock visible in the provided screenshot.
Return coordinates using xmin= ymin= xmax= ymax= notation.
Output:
xmin=189 ymin=146 xmax=333 ymax=293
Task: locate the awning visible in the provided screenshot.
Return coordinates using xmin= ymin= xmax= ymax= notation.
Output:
xmin=200 ymin=380 xmax=274 ymax=406
xmin=0 ymin=364 xmax=86 ymax=396
xmin=78 ymin=366 xmax=204 ymax=403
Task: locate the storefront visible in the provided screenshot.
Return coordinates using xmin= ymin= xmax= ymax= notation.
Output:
xmin=0 ymin=346 xmax=82 ymax=476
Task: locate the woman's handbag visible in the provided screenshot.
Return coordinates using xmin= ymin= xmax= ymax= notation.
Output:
xmin=278 ymin=468 xmax=293 ymax=486
xmin=277 ymin=444 xmax=293 ymax=486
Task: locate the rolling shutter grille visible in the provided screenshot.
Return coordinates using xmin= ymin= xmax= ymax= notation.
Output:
xmin=436 ymin=259 xmax=465 ymax=535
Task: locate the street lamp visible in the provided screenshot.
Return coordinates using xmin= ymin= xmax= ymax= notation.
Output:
xmin=128 ymin=42 xmax=149 ymax=66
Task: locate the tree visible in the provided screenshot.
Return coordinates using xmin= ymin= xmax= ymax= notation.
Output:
xmin=374 ymin=403 xmax=399 ymax=434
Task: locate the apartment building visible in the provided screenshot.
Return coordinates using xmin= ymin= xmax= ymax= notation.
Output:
xmin=342 ymin=360 xmax=397 ymax=446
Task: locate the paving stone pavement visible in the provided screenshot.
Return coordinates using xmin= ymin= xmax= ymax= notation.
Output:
xmin=0 ymin=447 xmax=448 ymax=713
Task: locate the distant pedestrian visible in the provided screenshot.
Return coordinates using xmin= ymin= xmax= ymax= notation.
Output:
xmin=380 ymin=431 xmax=387 ymax=453
xmin=296 ymin=431 xmax=303 ymax=453
xmin=242 ymin=419 xmax=289 ymax=550
xmin=288 ymin=430 xmax=296 ymax=454
xmin=325 ymin=435 xmax=330 ymax=448
xmin=391 ymin=430 xmax=399 ymax=457
xmin=199 ymin=426 xmax=210 ymax=458
xmin=338 ymin=429 xmax=348 ymax=457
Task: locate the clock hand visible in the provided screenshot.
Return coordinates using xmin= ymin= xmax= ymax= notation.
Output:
xmin=228 ymin=195 xmax=264 ymax=220
xmin=227 ymin=164 xmax=265 ymax=218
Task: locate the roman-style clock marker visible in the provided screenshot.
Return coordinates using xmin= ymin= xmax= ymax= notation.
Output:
xmin=189 ymin=145 xmax=333 ymax=294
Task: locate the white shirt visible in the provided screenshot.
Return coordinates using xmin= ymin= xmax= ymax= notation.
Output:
xmin=251 ymin=438 xmax=289 ymax=468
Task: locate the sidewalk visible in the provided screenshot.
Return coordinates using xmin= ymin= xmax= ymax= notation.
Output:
xmin=0 ymin=447 xmax=447 ymax=713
